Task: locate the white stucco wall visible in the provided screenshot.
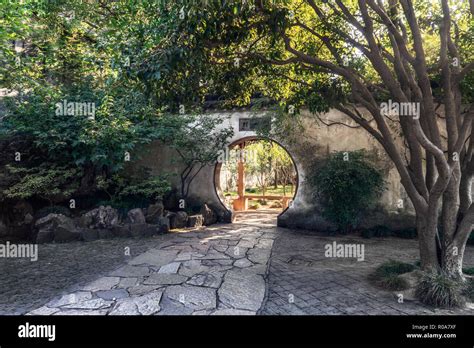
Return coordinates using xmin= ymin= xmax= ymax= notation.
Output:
xmin=136 ymin=108 xmax=416 ymax=230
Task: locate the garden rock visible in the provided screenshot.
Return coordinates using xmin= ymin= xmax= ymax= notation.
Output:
xmin=145 ymin=202 xmax=164 ymax=224
xmin=35 ymin=213 xmax=80 ymax=243
xmin=36 ymin=230 xmax=54 ymax=244
xmin=169 ymin=211 xmax=188 ymax=229
xmin=80 ymin=228 xmax=99 ymax=242
xmin=81 ymin=206 xmax=119 ymax=229
xmin=111 ymin=225 xmax=131 ymax=238
xmin=156 ymin=217 xmax=170 ymax=234
xmin=200 ymin=204 xmax=217 ymax=225
xmin=187 ymin=215 xmax=204 ymax=228
xmin=98 ymin=229 xmax=114 ymax=239
xmin=126 ymin=208 xmax=146 ymax=224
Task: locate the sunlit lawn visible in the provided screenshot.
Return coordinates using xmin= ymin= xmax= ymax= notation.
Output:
xmin=223 ymin=185 xmax=295 ymax=197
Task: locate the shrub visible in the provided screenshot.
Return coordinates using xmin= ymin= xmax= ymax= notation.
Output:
xmin=377 ymin=274 xmax=410 ymax=291
xmin=374 ymin=260 xmax=415 ymax=277
xmin=369 ymin=260 xmax=415 ymax=291
xmin=98 ymin=174 xmax=170 ymax=218
xmin=2 ymin=164 xmax=81 ymax=204
xmin=97 ymin=167 xmax=171 ymax=209
xmin=415 ymin=272 xmax=466 ymax=308
xmin=308 ymin=150 xmax=385 ymax=232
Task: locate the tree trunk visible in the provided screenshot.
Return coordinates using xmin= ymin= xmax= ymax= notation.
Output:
xmin=416 ymin=213 xmax=439 ymax=272
xmin=459 ymin=174 xmax=472 ymax=215
xmin=441 ymin=238 xmax=464 ymax=280
xmin=450 ymin=204 xmax=474 ymax=279
xmin=440 ymin=170 xmax=463 ymax=278
xmin=274 ymin=169 xmax=278 ymax=189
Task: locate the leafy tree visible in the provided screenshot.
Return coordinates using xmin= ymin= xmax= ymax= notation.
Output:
xmin=271 ymin=141 xmax=296 ymax=195
xmin=165 ymin=113 xmax=234 ymax=199
xmin=0 ymin=1 xmax=233 ymax=206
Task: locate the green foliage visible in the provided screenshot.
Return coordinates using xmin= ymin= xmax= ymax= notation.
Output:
xmin=308 ymin=151 xmax=385 ymax=232
xmin=3 ymin=164 xmax=81 ymax=203
xmin=3 ymin=83 xmax=163 ymax=173
xmin=119 ymin=176 xmax=170 ymax=202
xmin=375 ymin=274 xmax=410 ymax=291
xmin=96 ymin=170 xmax=170 ymax=218
xmin=165 ymin=113 xmax=233 ymax=198
xmin=369 ymin=260 xmax=415 ymax=291
xmin=245 ymin=141 xmax=274 ymax=195
xmin=373 ymin=260 xmax=416 ymax=277
xmin=240 ymin=140 xmax=296 ymax=198
xmin=97 ymin=168 xmax=171 ymax=208
xmin=415 ymin=272 xmax=466 ymax=308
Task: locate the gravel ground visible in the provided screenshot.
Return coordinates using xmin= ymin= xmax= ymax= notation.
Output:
xmin=0 ymin=236 xmax=167 ymax=315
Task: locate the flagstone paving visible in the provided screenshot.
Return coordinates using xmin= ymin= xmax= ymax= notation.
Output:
xmin=26 ymin=211 xmax=278 ymax=315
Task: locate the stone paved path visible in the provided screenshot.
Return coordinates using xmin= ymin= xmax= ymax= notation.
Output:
xmin=27 ymin=211 xmax=278 ymax=315
xmin=0 ymin=237 xmax=160 ymax=315
xmin=261 ymin=228 xmax=474 ymax=315
xmin=13 ymin=210 xmax=474 ymax=315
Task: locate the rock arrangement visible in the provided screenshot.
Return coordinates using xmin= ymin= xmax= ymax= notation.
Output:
xmin=32 ymin=203 xmax=220 ymax=244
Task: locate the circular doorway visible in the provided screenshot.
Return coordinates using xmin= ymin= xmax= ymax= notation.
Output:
xmin=214 ymin=137 xmax=298 ymax=216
